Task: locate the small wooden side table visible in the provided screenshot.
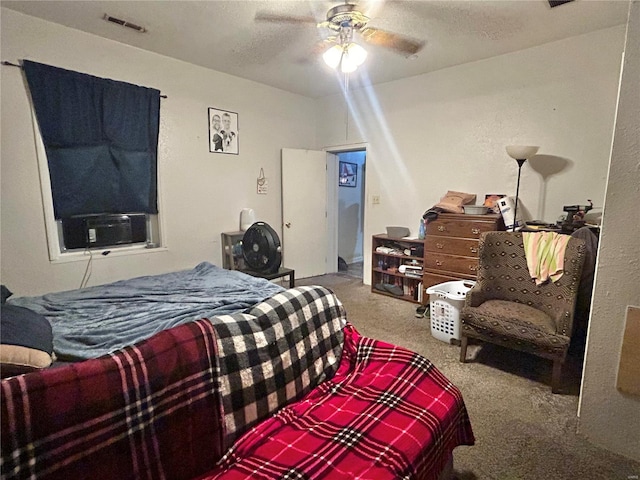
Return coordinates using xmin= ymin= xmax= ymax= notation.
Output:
xmin=240 ymin=267 xmax=295 ymax=288
xmin=221 ymin=231 xmax=245 ymax=270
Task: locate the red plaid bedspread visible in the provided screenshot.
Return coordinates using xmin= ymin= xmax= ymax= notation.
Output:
xmin=1 ymin=320 xmax=225 ymax=480
xmin=203 ymin=325 xmax=475 ymax=480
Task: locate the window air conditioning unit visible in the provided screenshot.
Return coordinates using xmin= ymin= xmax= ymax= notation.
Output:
xmin=61 ymin=213 xmax=147 ymax=250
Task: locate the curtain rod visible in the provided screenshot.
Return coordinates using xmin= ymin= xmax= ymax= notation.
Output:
xmin=2 ymin=61 xmax=168 ymax=98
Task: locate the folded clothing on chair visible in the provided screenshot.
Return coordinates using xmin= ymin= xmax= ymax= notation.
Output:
xmin=523 ymin=231 xmax=571 ymax=285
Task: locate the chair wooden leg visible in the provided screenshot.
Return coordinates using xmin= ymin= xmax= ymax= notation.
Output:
xmin=552 ymin=360 xmax=563 ymax=394
xmin=459 ymin=335 xmax=468 ymax=363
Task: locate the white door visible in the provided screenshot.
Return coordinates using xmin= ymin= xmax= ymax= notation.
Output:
xmin=282 ymin=148 xmax=334 ymax=279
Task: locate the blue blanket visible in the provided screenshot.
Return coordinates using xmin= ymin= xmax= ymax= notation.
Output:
xmin=8 ymin=262 xmax=284 ymax=361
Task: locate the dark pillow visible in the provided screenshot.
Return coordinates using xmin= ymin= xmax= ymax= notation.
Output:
xmin=1 ymin=285 xmax=12 ymax=304
xmin=1 ymin=304 xmax=54 ymax=377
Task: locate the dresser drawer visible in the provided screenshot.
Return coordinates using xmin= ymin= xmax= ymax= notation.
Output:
xmin=426 ymin=218 xmax=499 ymax=239
xmin=424 ymin=236 xmax=480 ymax=256
xmin=424 ymin=253 xmax=479 ymax=276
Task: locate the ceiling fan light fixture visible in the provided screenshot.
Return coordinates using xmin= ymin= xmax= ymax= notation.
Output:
xmin=324 ymin=41 xmax=367 ymax=73
xmin=340 ymin=52 xmax=358 ymax=73
xmin=258 ymin=3 xmax=426 ymax=79
xmin=323 ymin=44 xmax=343 ymax=69
xmin=346 ymin=42 xmax=367 ymax=66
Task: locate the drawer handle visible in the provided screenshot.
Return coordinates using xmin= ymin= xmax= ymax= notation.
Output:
xmin=438 ymin=225 xmax=446 ymax=232
xmin=469 ymin=265 xmax=477 ymax=272
xmin=436 ymin=260 xmax=443 ymax=267
xmin=471 ymin=228 xmax=481 ymax=235
xmin=470 ymin=247 xmax=478 ymax=254
xmin=436 ymin=243 xmax=444 ymax=249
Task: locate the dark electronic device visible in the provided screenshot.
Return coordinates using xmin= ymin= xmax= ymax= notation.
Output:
xmin=242 ymin=222 xmax=282 ymax=274
xmin=559 ymin=200 xmax=593 ymax=233
xmin=62 ymin=213 xmax=147 ymax=250
xmin=563 ymin=202 xmax=593 ymax=215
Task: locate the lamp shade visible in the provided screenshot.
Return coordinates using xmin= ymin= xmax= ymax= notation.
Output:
xmin=340 ymin=51 xmax=358 ymax=73
xmin=506 ymin=145 xmax=539 ymax=160
xmin=323 ymin=42 xmax=367 ymax=72
xmin=323 ymin=45 xmax=343 ymax=69
xmin=346 ymin=42 xmax=367 ymax=66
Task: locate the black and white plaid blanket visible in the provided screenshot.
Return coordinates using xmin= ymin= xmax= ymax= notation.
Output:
xmin=211 ymin=286 xmax=346 ymax=447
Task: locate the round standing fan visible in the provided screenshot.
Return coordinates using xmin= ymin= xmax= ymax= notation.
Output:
xmin=242 ymin=222 xmax=282 ymax=274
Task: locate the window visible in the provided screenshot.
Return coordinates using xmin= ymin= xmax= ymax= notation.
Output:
xmin=23 ymin=60 xmax=161 ymax=256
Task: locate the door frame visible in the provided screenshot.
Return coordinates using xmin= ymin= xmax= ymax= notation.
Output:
xmin=323 ymin=142 xmax=369 ymax=276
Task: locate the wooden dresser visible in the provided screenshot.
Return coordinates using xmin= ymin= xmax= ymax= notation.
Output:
xmin=422 ymin=213 xmax=505 ymax=293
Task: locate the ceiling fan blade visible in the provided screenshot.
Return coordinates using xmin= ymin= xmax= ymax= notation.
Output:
xmin=294 ymin=39 xmax=336 ymax=64
xmin=312 ymin=38 xmax=335 ymax=54
xmin=360 ymin=27 xmax=425 ymax=56
xmin=254 ymin=12 xmax=317 ymax=24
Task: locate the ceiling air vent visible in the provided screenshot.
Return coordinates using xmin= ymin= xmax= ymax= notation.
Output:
xmin=103 ymin=14 xmax=147 ymax=33
xmin=548 ymin=0 xmax=574 ymax=8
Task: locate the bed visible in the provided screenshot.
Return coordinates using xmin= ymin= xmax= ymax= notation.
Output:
xmin=4 ymin=261 xmax=284 ymax=362
xmin=1 ymin=286 xmax=474 ymax=480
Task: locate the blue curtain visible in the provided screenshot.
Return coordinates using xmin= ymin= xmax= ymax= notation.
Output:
xmin=23 ymin=60 xmax=160 ymax=218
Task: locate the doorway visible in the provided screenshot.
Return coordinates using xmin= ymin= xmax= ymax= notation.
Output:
xmin=336 ymin=150 xmax=366 ymax=279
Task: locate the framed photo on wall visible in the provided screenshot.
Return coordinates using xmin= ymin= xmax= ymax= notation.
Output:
xmin=208 ymin=108 xmax=239 ymax=155
xmin=339 ymin=161 xmax=357 ymax=187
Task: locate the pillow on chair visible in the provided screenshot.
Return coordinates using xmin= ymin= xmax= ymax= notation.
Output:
xmin=1 ymin=303 xmax=54 ymax=377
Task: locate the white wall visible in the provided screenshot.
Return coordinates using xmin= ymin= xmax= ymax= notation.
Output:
xmin=578 ymin=1 xmax=640 ymax=462
xmin=0 ymin=8 xmax=316 ymax=296
xmin=315 ymin=26 xmax=626 ymax=286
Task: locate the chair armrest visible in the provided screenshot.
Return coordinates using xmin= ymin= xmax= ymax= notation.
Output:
xmin=465 ymin=286 xmax=485 ymax=308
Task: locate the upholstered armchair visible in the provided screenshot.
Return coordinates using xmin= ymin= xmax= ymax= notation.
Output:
xmin=459 ymin=231 xmax=586 ymax=393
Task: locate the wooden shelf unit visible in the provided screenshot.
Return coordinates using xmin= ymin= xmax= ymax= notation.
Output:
xmin=371 ymin=234 xmax=425 ymax=304
xmin=221 ymin=231 xmax=246 ymax=270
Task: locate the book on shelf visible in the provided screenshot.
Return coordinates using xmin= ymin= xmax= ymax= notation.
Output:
xmin=404 ymin=272 xmax=423 ymax=279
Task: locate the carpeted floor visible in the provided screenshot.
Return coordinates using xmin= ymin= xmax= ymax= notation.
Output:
xmin=297 ymin=273 xmax=640 ymax=480
xmin=345 ymin=261 xmax=364 ymax=279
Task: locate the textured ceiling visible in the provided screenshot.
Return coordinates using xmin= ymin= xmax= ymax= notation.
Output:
xmin=2 ymin=0 xmax=629 ymax=98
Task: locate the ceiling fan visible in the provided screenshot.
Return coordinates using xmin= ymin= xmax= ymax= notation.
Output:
xmin=256 ymin=2 xmax=425 ymax=72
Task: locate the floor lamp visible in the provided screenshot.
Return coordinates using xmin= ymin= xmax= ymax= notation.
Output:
xmin=505 ymin=145 xmax=539 ymax=231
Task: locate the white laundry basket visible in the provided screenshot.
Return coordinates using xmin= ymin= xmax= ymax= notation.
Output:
xmin=426 ymin=280 xmax=475 ymax=343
